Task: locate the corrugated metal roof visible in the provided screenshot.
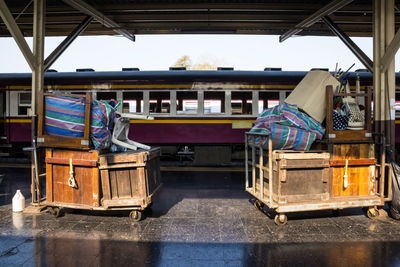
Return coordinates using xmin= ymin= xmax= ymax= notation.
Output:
xmin=0 ymin=0 xmax=394 ymax=38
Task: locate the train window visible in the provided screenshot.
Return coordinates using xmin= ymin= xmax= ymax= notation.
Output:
xmin=18 ymin=92 xmax=31 ymax=115
xmin=97 ymin=92 xmax=116 ymax=101
xmin=177 ymin=91 xmax=197 ymax=114
xmin=204 ymin=91 xmax=225 ymax=114
xmin=259 ymin=92 xmax=279 ymax=113
xmin=150 ymin=91 xmax=170 ymax=113
xmin=123 ymin=92 xmax=143 ymax=113
xmin=396 ymin=93 xmax=400 ymax=119
xmin=231 ymin=91 xmax=252 ymax=115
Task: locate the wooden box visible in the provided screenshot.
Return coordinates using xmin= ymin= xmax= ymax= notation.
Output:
xmin=330 ymin=143 xmax=376 ymax=197
xmin=99 ymin=148 xmax=162 ymax=209
xmin=45 ymin=148 xmax=100 ymax=208
xmin=254 ymin=150 xmax=330 ymax=204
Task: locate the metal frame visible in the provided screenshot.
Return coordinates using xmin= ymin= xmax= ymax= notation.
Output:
xmin=322 ymin=16 xmax=373 ymax=73
xmin=44 ymin=16 xmax=93 ymax=71
xmin=62 ymin=0 xmax=135 ymax=41
xmin=279 ymin=0 xmax=354 ymax=42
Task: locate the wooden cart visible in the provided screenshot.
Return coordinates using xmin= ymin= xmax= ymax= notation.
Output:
xmin=245 ymin=132 xmax=391 ymax=225
xmin=45 ymin=148 xmax=162 ymax=222
xmin=245 ymin=86 xmax=392 ymax=225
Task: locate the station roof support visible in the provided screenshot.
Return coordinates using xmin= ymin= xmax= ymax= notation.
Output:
xmin=62 ymin=0 xmax=135 ymax=42
xmin=44 ymin=16 xmax=93 ymax=71
xmin=322 ymin=16 xmax=373 ymax=73
xmin=279 ymin=0 xmax=354 ymax=43
xmin=0 ymin=0 xmax=35 ymax=70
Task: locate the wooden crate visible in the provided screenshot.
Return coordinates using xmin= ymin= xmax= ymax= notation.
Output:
xmin=254 ymin=150 xmax=330 ymax=204
xmin=45 ymin=148 xmax=100 ymax=208
xmin=330 ymin=143 xmax=376 ymax=197
xmin=99 ymin=148 xmax=162 ymax=209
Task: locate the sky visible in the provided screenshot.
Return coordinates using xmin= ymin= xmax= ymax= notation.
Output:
xmin=0 ymin=34 xmax=399 ymax=73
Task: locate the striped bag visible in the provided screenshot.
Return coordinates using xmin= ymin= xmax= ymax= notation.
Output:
xmin=44 ymin=95 xmax=86 ymax=138
xmin=90 ymin=99 xmax=118 ymax=150
xmin=249 ymin=103 xmax=325 ymax=151
xmin=45 ymin=95 xmax=119 ymax=150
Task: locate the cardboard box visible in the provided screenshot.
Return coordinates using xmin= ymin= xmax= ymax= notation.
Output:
xmin=285 ymin=70 xmax=340 ymax=123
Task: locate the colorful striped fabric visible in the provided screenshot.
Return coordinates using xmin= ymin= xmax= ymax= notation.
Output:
xmin=45 ymin=95 xmax=86 ymax=138
xmin=90 ymin=100 xmax=118 ymax=150
xmin=249 ymin=103 xmax=325 ymax=151
xmin=45 ymin=95 xmax=119 ymax=150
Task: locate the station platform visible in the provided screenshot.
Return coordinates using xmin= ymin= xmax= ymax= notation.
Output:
xmin=0 ymin=167 xmax=400 ymax=266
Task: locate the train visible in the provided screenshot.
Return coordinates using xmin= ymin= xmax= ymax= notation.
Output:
xmin=0 ymin=68 xmax=399 ymax=164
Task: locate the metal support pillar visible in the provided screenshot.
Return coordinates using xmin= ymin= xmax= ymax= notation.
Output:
xmin=44 ymin=16 xmax=93 ymax=71
xmin=322 ymin=16 xmax=373 ymax=73
xmin=0 ymin=0 xmax=35 ymax=70
xmin=373 ymin=0 xmax=396 ymax=159
xmin=30 ymin=0 xmax=46 ymax=204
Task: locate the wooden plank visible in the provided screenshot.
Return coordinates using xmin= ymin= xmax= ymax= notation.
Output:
xmin=100 ymin=169 xmax=111 ymax=201
xmin=83 ymin=92 xmax=92 ymax=140
xmin=280 ymin=159 xmax=330 ymax=169
xmin=98 ymin=162 xmax=146 ymax=170
xmin=91 ymin=151 xmax=99 ymax=207
xmin=129 ymin=168 xmax=140 ymax=198
xmin=102 ymin=198 xmax=143 ymax=208
xmin=329 ymin=159 xmax=377 ymax=166
xmin=45 ymin=157 xmax=97 ymax=167
xmin=276 ymin=153 xmax=330 ymax=160
xmin=46 ymin=149 xmax=53 ymax=202
xmin=116 ymin=169 xmax=132 ymax=198
xmin=110 ymin=170 xmax=119 ymax=199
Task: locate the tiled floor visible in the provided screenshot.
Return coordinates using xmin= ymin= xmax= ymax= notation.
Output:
xmin=0 ymin=167 xmax=400 ymax=266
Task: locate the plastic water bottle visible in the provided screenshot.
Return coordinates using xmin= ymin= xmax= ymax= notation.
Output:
xmin=12 ymin=190 xmax=25 ymax=212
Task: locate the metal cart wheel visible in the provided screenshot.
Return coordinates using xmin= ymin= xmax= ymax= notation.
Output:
xmin=48 ymin=207 xmax=61 ymax=218
xmin=367 ymin=207 xmax=379 ymax=219
xmin=274 ymin=214 xmax=288 ymax=226
xmin=129 ymin=210 xmax=143 ymax=222
xmin=254 ymin=200 xmax=264 ymax=211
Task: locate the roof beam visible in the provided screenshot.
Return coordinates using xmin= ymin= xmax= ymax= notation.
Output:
xmin=0 ymin=0 xmax=35 ymax=70
xmin=62 ymin=0 xmax=135 ymax=41
xmin=44 ymin=16 xmax=93 ymax=71
xmin=279 ymin=0 xmax=354 ymax=42
xmin=322 ymin=16 xmax=373 ymax=72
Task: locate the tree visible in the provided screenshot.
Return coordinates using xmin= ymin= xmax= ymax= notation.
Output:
xmin=172 ymin=55 xmax=192 ymax=69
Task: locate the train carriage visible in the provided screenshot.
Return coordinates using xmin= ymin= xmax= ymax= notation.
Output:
xmin=0 ymin=69 xmax=399 ymax=163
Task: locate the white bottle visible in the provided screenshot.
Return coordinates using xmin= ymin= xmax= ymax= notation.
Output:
xmin=12 ymin=190 xmax=25 ymax=212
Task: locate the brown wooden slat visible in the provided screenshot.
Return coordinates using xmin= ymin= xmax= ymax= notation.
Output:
xmin=329 ymin=159 xmax=377 ymax=166
xmin=45 ymin=157 xmax=97 ymax=167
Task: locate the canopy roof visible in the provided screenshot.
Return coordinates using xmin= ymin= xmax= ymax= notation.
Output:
xmin=1 ymin=0 xmax=395 ymax=38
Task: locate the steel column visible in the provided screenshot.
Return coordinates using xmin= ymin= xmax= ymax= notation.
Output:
xmin=44 ymin=16 xmax=93 ymax=71
xmin=30 ymin=0 xmax=46 ymax=204
xmin=373 ymin=0 xmax=396 ymax=157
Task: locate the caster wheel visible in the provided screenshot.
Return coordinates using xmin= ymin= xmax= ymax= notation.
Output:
xmin=367 ymin=208 xmax=379 ymax=219
xmin=254 ymin=200 xmax=264 ymax=211
xmin=274 ymin=214 xmax=288 ymax=226
xmin=129 ymin=210 xmax=143 ymax=222
xmin=49 ymin=207 xmax=61 ymax=218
